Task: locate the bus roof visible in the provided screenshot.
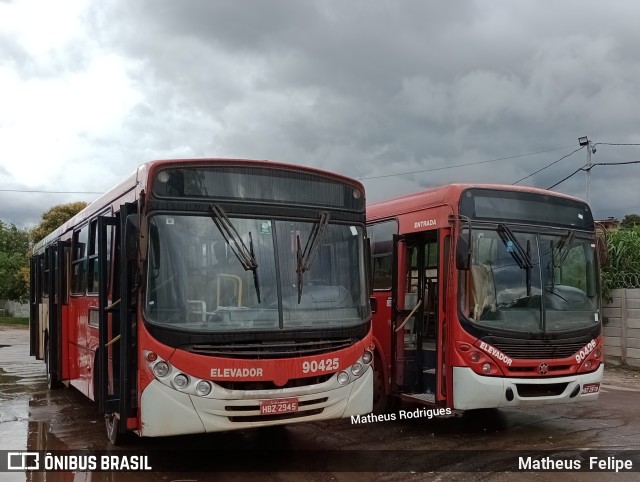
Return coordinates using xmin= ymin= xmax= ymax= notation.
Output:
xmin=367 ymin=183 xmax=587 ymax=222
xmin=33 ymin=158 xmax=364 ymax=252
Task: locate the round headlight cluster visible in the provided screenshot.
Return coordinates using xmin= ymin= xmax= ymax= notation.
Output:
xmin=144 ymin=351 xmax=214 ymax=398
xmin=336 ymin=349 xmax=374 ymax=385
xmin=173 ymin=374 xmax=190 ymax=389
xmin=196 ymin=380 xmax=212 ymax=397
xmin=337 ymin=371 xmax=350 ymax=385
xmin=153 ymin=361 xmax=170 ymax=378
xmin=361 ymin=350 xmax=373 ymax=365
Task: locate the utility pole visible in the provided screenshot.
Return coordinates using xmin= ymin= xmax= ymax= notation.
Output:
xmin=578 ymin=136 xmax=592 ymax=203
xmin=586 ymin=139 xmax=592 ymax=204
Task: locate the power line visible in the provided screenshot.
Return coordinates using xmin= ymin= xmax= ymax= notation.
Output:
xmin=587 ymin=160 xmax=640 ymax=170
xmin=0 ymin=189 xmax=102 ymax=194
xmin=595 ymin=142 xmax=640 ymax=147
xmin=547 ymin=167 xmax=584 ymax=190
xmin=358 ymin=145 xmax=576 ymax=181
xmin=547 ymin=160 xmax=640 ymax=190
xmin=512 ymin=146 xmax=584 ymax=185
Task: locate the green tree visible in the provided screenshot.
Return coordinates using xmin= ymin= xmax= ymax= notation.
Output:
xmin=620 ymin=214 xmax=640 ymax=229
xmin=0 ymin=220 xmax=30 ymax=301
xmin=30 ymin=201 xmax=88 ymax=245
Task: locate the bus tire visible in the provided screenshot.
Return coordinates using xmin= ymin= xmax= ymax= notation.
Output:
xmin=45 ymin=340 xmax=62 ymax=390
xmin=105 ymin=412 xmax=126 ymax=445
xmin=372 ymin=354 xmax=397 ymax=414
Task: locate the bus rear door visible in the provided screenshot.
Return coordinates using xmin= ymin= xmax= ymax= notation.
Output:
xmin=97 ymin=203 xmax=138 ymax=444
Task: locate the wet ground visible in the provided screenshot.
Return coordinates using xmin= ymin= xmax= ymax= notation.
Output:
xmin=1 ymin=324 xmax=640 ymax=481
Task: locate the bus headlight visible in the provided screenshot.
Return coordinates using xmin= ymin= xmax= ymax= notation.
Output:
xmin=362 ymin=350 xmax=373 ymax=365
xmin=173 ymin=373 xmax=190 ymax=389
xmin=470 ymin=351 xmax=480 ymax=362
xmin=153 ymin=361 xmax=170 ymax=378
xmin=337 ymin=371 xmax=350 ymax=385
xmin=482 ymin=363 xmax=491 ymax=374
xmin=351 ymin=362 xmax=364 ymax=377
xmin=195 ymin=380 xmax=212 ymax=397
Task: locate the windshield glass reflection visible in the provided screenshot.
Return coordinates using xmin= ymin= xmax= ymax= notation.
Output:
xmin=460 ymin=227 xmax=599 ymax=334
xmin=145 ymin=215 xmax=369 ymax=332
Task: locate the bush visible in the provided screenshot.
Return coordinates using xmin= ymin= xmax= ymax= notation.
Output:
xmin=601 ymin=227 xmax=640 ymax=302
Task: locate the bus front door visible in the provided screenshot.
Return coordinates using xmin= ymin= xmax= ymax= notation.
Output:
xmin=392 ymin=232 xmax=440 ymax=403
xmin=97 ymin=203 xmax=138 ymax=444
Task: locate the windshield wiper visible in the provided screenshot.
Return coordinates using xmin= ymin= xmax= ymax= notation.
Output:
xmin=547 ymin=230 xmax=575 ymax=295
xmin=497 ymin=224 xmax=533 ymax=269
xmin=497 ymin=224 xmax=533 ymax=296
xmin=296 ymin=211 xmax=330 ymax=303
xmin=248 ymin=232 xmax=261 ymax=303
xmin=209 ymin=204 xmax=261 ymax=302
xmin=553 ymin=230 xmax=575 ymax=267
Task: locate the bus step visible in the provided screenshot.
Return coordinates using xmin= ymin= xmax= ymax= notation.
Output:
xmin=402 ymin=392 xmax=436 ymax=404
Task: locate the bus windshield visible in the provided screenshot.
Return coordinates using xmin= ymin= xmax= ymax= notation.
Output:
xmin=144 ymin=214 xmax=369 ymax=332
xmin=460 ymin=226 xmax=599 ymax=334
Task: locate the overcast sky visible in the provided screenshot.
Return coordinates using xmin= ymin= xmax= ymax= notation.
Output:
xmin=1 ymin=0 xmax=639 ymax=227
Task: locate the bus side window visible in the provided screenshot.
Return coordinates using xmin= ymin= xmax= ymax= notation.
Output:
xmin=71 ymin=225 xmax=89 ymax=294
xmin=88 ymin=219 xmax=99 ymax=294
xmin=368 ymin=220 xmax=397 ymax=290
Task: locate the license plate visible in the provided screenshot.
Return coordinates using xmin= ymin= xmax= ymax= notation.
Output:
xmin=260 ymin=397 xmax=299 ymax=415
xmin=582 ymin=383 xmax=600 ymax=394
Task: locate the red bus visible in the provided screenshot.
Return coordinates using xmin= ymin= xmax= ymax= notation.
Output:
xmin=30 ymin=159 xmax=373 ymax=443
xmin=367 ymin=184 xmax=604 ymax=413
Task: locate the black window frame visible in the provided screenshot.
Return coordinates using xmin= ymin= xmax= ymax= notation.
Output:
xmin=368 ymin=219 xmax=398 ymax=291
xmin=71 ymin=224 xmax=89 ymax=295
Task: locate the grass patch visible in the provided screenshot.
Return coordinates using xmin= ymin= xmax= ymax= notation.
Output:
xmin=0 ymin=316 xmax=29 ymax=326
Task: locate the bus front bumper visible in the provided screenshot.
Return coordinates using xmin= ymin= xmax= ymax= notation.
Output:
xmin=139 ymin=368 xmax=373 ymax=437
xmin=452 ymin=364 xmax=604 ymax=410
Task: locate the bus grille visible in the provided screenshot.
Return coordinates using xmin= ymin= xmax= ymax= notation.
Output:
xmin=183 ymin=338 xmax=356 ymax=359
xmin=489 ymin=340 xmax=585 ymax=359
xmin=225 ymin=397 xmax=328 ymax=422
xmin=216 ymin=374 xmax=333 ymax=391
xmin=228 ymin=409 xmax=324 ymax=423
xmin=515 ymin=383 xmax=568 ymax=397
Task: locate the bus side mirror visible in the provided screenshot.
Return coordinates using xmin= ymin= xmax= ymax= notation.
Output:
xmin=456 ymin=234 xmax=471 ymax=271
xmin=125 ymin=214 xmax=139 ymax=261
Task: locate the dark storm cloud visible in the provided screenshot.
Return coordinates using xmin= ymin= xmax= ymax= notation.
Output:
xmin=0 ymin=190 xmax=94 ymax=228
xmin=70 ymin=0 xmax=640 ymax=218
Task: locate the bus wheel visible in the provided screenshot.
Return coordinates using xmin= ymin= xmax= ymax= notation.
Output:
xmin=45 ymin=343 xmax=61 ymax=390
xmin=105 ymin=413 xmax=124 ymax=445
xmin=372 ymin=355 xmax=397 ymax=414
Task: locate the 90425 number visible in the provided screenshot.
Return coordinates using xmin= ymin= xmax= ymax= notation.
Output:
xmin=302 ymin=358 xmax=339 ymax=374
